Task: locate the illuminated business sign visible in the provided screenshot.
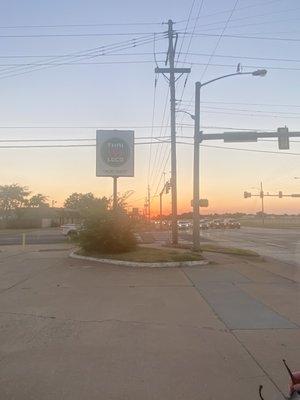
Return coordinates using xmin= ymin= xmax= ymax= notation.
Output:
xmin=96 ymin=130 xmax=134 ymax=177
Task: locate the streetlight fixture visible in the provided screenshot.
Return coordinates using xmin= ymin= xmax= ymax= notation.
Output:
xmin=192 ymin=68 xmax=267 ymax=251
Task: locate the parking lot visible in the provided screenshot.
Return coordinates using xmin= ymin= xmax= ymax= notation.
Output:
xmin=0 ymin=244 xmax=299 ymax=399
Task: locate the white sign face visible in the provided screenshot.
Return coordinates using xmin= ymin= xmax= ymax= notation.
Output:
xmin=96 ymin=130 xmax=134 ymax=177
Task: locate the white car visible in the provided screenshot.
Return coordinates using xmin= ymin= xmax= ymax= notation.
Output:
xmin=61 ymin=224 xmax=81 ymax=237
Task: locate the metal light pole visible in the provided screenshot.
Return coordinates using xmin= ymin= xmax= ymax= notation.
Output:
xmin=192 ymin=69 xmax=267 ymax=251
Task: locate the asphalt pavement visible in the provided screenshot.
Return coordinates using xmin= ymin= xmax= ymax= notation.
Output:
xmin=1 ymin=226 xmax=299 ymax=270
xmin=0 ymin=228 xmax=66 ymax=245
xmin=199 ymin=226 xmax=300 ymax=267
xmin=0 ymin=244 xmax=299 ymax=399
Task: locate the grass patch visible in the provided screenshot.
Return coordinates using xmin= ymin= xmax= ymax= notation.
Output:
xmin=200 ymin=243 xmax=259 ymax=257
xmin=240 ymin=219 xmax=300 ymax=229
xmin=78 ymin=246 xmax=204 ymax=263
xmin=164 ymin=242 xmax=259 ymax=257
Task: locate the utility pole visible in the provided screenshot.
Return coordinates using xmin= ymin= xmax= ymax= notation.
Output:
xmin=193 ymin=82 xmax=201 ymax=251
xmin=159 ymin=191 xmax=163 ymax=231
xmin=260 ymin=181 xmax=265 ymax=226
xmin=168 ymin=20 xmax=177 ymax=244
xmin=155 ymin=19 xmax=191 ymax=245
xmin=147 ymin=185 xmax=151 ymax=222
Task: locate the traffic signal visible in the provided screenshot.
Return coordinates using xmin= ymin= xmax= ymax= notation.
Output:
xmin=244 ymin=191 xmax=251 ymax=198
xmin=277 ymin=126 xmax=290 ymax=150
xmin=279 ymin=191 xmax=283 ymax=198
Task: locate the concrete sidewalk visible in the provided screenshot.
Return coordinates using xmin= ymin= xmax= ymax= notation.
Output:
xmin=0 ymin=245 xmax=299 ymax=399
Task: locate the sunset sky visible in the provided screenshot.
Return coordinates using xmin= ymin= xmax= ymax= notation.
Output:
xmin=1 ymin=0 xmax=300 ymax=215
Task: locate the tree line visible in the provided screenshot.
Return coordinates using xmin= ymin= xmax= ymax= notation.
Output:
xmin=0 ymin=183 xmax=123 ymax=220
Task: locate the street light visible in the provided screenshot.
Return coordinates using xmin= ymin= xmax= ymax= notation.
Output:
xmin=192 ymin=69 xmax=267 ymax=251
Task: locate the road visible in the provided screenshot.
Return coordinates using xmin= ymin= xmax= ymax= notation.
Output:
xmin=198 ymin=226 xmax=300 ymax=266
xmin=0 ymin=228 xmax=65 ymax=245
xmin=1 ymin=226 xmax=299 ymax=268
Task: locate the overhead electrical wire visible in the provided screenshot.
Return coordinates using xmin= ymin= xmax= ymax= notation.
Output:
xmin=187 ymin=0 xmax=282 ymax=21
xmin=0 ymin=33 xmax=167 ymax=79
xmin=0 ymin=35 xmax=165 ymax=79
xmin=1 ymin=142 xmax=299 ymax=158
xmin=189 ymin=32 xmax=300 ymax=42
xmin=0 ymin=34 xmax=157 ymax=75
xmin=194 ymin=6 xmax=300 ymax=30
xmin=200 ymin=0 xmax=240 ymax=81
xmin=179 ymin=0 xmax=239 ymax=129
xmin=147 ymin=55 xmax=158 ymax=186
xmin=0 ymin=60 xmax=300 ymax=73
xmin=175 ymin=0 xmax=197 ymax=65
xmin=2 ymin=52 xmax=300 ymax=64
xmin=0 ymin=31 xmax=165 ymax=38
xmin=0 ymin=22 xmax=165 ymax=29
xmin=200 ymin=15 xmax=300 ymax=33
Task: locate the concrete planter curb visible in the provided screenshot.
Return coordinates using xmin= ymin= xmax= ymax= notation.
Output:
xmin=69 ymin=251 xmax=209 ymax=268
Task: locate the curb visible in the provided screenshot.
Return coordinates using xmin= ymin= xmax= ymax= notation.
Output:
xmin=69 ymin=251 xmax=209 ymax=268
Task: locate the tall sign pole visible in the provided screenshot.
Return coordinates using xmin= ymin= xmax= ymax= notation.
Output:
xmin=155 ymin=20 xmax=191 ymax=245
xmin=113 ymin=177 xmax=118 ymax=210
xmin=96 ymin=130 xmax=134 ymax=210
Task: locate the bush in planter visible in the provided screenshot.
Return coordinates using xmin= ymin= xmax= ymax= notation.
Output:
xmin=77 ymin=208 xmax=137 ymax=254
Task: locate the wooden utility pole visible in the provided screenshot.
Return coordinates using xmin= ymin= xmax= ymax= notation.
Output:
xmin=155 ymin=19 xmax=191 ymax=245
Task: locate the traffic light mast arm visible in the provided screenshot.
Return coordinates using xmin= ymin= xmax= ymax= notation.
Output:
xmin=201 ymin=129 xmax=300 ymax=142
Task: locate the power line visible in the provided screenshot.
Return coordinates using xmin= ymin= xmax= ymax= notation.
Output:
xmin=147 ymin=70 xmax=158 ymax=185
xmin=2 ymin=142 xmax=299 ymax=158
xmin=189 ymin=32 xmax=300 ymax=42
xmin=194 ymin=6 xmax=300 ymax=30
xmin=200 ymin=143 xmax=300 ymax=156
xmin=199 ymin=110 xmax=300 ymax=119
xmin=187 ymin=0 xmax=282 ymax=21
xmin=0 ymin=35 xmax=163 ymax=77
xmin=176 ymin=0 xmax=205 ymax=134
xmin=201 ymin=100 xmax=300 ymax=109
xmin=3 ymin=52 xmax=300 ymax=65
xmin=175 ymin=0 xmax=197 ymax=64
xmin=202 ymin=105 xmax=300 ymax=116
xmin=0 ymin=141 xmax=170 ymax=149
xmin=1 ymin=60 xmax=300 ymax=73
xmin=0 ymin=136 xmax=172 ymax=142
xmin=0 ymin=124 xmax=280 ymax=131
xmin=184 ymin=52 xmax=300 ymax=64
xmin=0 ymin=34 xmax=166 ymax=79
xmin=200 ymin=0 xmax=240 ymax=81
xmin=0 ymin=31 xmax=164 ymax=38
xmin=0 ymin=124 xmax=175 ymax=129
xmin=0 ymin=35 xmax=156 ymax=76
xmin=187 ymin=61 xmax=300 ymax=73
xmin=0 ymin=22 xmax=164 ymax=29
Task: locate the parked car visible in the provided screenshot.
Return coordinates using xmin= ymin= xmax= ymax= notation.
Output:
xmin=199 ymin=219 xmax=209 ymax=229
xmin=224 ymin=219 xmax=241 ymax=229
xmin=210 ymin=219 xmax=225 ymax=229
xmin=61 ymin=223 xmax=81 ymax=238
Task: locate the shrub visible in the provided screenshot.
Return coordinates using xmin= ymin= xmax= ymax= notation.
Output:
xmin=77 ymin=209 xmax=137 ymax=254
